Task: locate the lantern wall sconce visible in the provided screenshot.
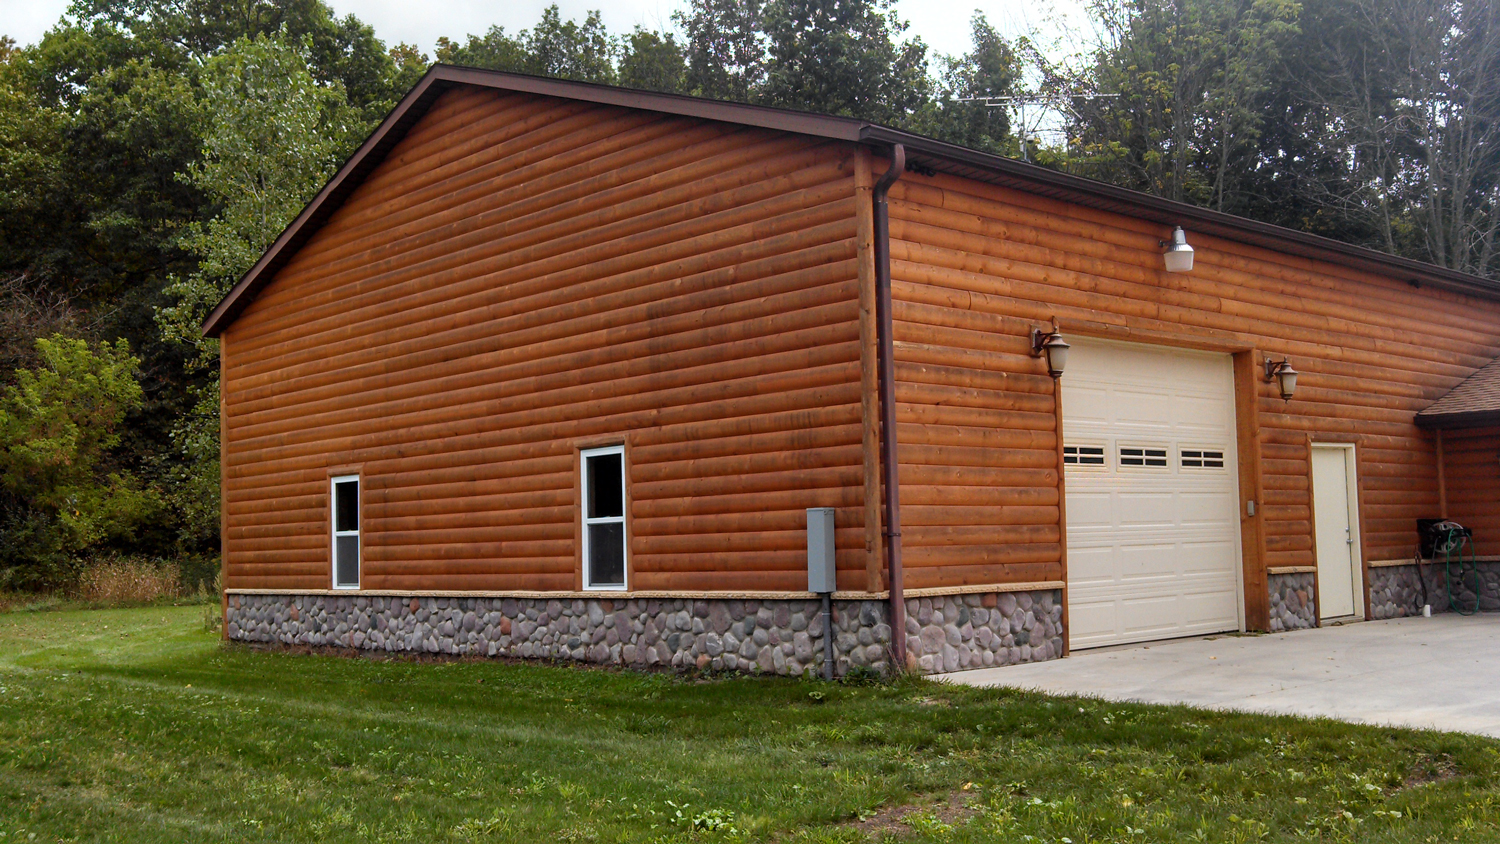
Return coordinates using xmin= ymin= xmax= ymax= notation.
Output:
xmin=1031 ymin=328 xmax=1070 ymax=378
xmin=1264 ymin=356 xmax=1298 ymax=401
xmin=1161 ymin=226 xmax=1195 ymax=273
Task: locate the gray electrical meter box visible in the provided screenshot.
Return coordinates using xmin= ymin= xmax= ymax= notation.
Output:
xmin=806 ymin=507 xmax=837 ymax=593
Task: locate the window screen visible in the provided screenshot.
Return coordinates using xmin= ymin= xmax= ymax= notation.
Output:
xmin=332 ymin=476 xmax=359 ymax=589
xmin=581 ymin=447 xmax=627 ymax=590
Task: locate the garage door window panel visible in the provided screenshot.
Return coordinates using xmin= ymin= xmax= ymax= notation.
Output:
xmin=1118 ymin=445 xmax=1169 ymax=468
xmin=1180 ymin=448 xmax=1226 ymax=469
xmin=1063 ymin=444 xmax=1107 ymax=467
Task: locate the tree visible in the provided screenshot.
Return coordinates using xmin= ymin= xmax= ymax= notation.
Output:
xmin=527 ymin=7 xmax=615 ymax=83
xmin=2 ymin=23 xmax=204 ymax=303
xmin=436 ymin=6 xmax=616 ymax=85
xmin=0 ymin=336 xmax=156 ymax=588
xmin=387 ymin=42 xmax=431 ymax=96
xmin=1060 ymin=0 xmax=1300 ymax=207
xmin=435 ymin=27 xmax=528 ymax=73
xmin=65 ymin=0 xmax=409 ymax=117
xmin=620 ymin=28 xmax=687 ymax=93
xmin=675 ymin=0 xmax=766 ymax=102
xmin=759 ymin=0 xmax=929 ymax=122
xmin=1294 ymin=0 xmax=1500 ymax=276
xmin=908 ymin=14 xmax=1022 ymax=155
xmin=158 ymin=32 xmax=360 ymax=358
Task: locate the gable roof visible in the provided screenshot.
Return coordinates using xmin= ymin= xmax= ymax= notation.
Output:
xmin=201 ymin=64 xmax=1500 ymax=338
xmin=1417 ymin=357 xmax=1500 ymax=429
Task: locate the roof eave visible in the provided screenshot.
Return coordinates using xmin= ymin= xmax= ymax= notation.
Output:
xmin=1415 ymin=409 xmax=1500 ymax=430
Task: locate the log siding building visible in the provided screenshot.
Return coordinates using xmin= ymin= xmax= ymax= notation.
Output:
xmin=209 ymin=66 xmax=1500 ymax=674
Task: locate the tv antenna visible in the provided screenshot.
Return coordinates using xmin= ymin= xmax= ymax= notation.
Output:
xmin=958 ymin=92 xmax=1119 ymax=161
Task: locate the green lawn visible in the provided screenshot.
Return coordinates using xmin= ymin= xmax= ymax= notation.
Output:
xmin=0 ymin=607 xmax=1496 ymax=843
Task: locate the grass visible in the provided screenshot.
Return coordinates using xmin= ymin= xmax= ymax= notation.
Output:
xmin=0 ymin=607 xmax=1497 ymax=843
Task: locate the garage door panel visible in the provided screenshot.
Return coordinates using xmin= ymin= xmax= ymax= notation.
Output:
xmin=1177 ymin=493 xmax=1237 ymax=523
xmin=1068 ymin=603 xmax=1119 ymax=647
xmin=1112 ymin=544 xmax=1179 ymax=578
xmin=1067 ymin=546 xmax=1121 ymax=582
xmin=1066 ymin=493 xmax=1115 ymax=525
xmin=1066 ymin=387 xmax=1114 ymax=423
xmin=1064 ymin=339 xmax=1242 ymax=649
xmin=1117 ymin=492 xmax=1177 ymax=525
xmin=1183 ymin=592 xmax=1241 ymax=625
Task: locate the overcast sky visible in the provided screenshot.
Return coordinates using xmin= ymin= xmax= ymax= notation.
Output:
xmin=4 ymin=0 xmax=1094 ymax=62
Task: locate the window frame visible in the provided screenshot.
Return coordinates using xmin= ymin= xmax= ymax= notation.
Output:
xmin=580 ymin=444 xmax=628 ymax=592
xmin=330 ymin=474 xmax=361 ymax=591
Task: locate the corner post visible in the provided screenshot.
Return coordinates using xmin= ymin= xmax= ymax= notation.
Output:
xmin=873 ymin=145 xmax=906 ymax=669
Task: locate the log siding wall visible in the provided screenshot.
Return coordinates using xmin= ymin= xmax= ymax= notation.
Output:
xmin=221 ymin=88 xmax=872 ymax=593
xmin=1441 ymin=428 xmax=1500 ymax=556
xmin=220 ymin=89 xmax=1500 ymax=617
xmin=886 ymin=170 xmax=1500 ymax=601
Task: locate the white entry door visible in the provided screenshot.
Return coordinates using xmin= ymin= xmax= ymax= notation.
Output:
xmin=1311 ymin=445 xmax=1362 ymax=620
xmin=1062 ymin=339 xmax=1243 ymax=649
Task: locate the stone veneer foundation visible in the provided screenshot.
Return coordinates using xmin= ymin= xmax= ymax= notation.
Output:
xmin=1368 ymin=560 xmax=1500 ymax=619
xmin=1267 ymin=572 xmax=1316 ymax=632
xmin=225 ymin=588 xmax=1064 ymax=677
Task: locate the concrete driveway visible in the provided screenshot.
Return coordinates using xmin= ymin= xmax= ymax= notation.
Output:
xmin=937 ymin=613 xmax=1500 ymax=738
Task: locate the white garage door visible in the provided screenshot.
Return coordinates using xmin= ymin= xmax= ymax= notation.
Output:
xmin=1062 ymin=339 xmax=1242 ymax=649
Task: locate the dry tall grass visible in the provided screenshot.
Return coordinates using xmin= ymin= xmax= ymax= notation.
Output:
xmin=75 ymin=559 xmax=183 ymax=604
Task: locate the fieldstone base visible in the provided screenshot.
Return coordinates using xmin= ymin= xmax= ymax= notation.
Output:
xmin=228 ymin=594 xmax=889 ymax=676
xmin=227 ymin=589 xmax=1064 ymax=677
xmin=1267 ymin=572 xmax=1316 ymax=631
xmin=1369 ymin=561 xmax=1500 ymax=618
xmin=904 ymin=590 xmax=1063 ymax=673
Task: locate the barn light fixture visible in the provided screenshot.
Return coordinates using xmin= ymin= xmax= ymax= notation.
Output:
xmin=1161 ymin=226 xmax=1195 ymax=273
xmin=1264 ymin=357 xmax=1299 ymax=401
xmin=1031 ymin=328 xmax=1070 ymax=378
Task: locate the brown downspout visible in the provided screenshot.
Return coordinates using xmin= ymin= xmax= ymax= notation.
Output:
xmin=874 ymin=144 xmax=907 ymax=669
xmin=1436 ymin=429 xmax=1448 ymax=519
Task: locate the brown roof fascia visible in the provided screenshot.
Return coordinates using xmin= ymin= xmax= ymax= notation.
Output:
xmin=201 ymin=65 xmax=1500 ymax=338
xmin=1415 ymin=409 xmax=1500 ymax=430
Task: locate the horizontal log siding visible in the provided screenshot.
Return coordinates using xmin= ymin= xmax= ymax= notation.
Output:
xmin=1441 ymin=427 xmax=1500 ymax=556
xmin=887 ymin=171 xmax=1500 ymax=589
xmin=221 ymin=89 xmax=868 ymax=593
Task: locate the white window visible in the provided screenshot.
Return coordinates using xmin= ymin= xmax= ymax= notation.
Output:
xmin=331 ymin=475 xmax=360 ymax=589
xmin=581 ymin=445 xmax=628 ymax=591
